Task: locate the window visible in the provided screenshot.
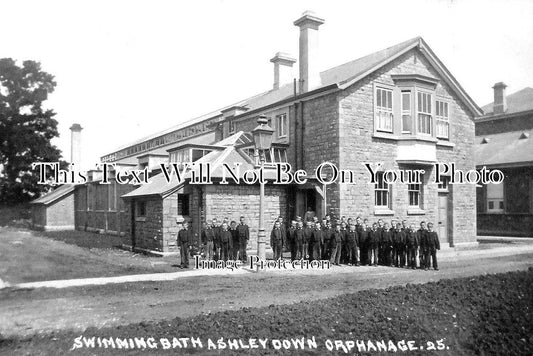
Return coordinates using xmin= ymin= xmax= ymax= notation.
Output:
xmin=178 ymin=194 xmax=190 ymax=216
xmin=375 ymin=87 xmax=393 ymax=132
xmin=401 ymin=91 xmax=412 ymax=133
xmin=417 ymin=91 xmax=432 ymax=135
xmin=228 ymin=119 xmax=236 ymax=134
xmin=487 ymin=183 xmax=504 ymax=213
xmin=276 ymin=114 xmax=287 ymax=137
xmin=108 ymin=181 xmax=116 ymax=211
xmin=438 ymin=176 xmax=450 ymax=192
xmin=408 ymin=182 xmax=422 ymax=207
xmin=191 ymin=149 xmax=211 ymax=162
xmin=436 ymin=100 xmax=449 ymax=139
xmin=137 ymin=201 xmax=146 ymax=217
xmin=374 ymin=172 xmax=390 ymax=208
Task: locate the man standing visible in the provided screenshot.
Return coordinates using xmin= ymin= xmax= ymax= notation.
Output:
xmin=426 ymin=222 xmax=440 ymax=271
xmin=381 ymin=222 xmax=393 ymax=266
xmin=236 ymin=216 xmax=249 ymax=263
xmin=178 ymin=220 xmax=193 ymax=268
xmin=304 ymin=206 xmax=316 ymax=223
xmin=322 ymin=221 xmax=333 ymax=260
xmin=270 ymin=221 xmax=284 ymax=260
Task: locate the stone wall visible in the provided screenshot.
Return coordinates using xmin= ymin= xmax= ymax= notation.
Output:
xmin=203 ymin=184 xmax=287 ymax=248
xmin=337 ymin=48 xmax=477 ymax=245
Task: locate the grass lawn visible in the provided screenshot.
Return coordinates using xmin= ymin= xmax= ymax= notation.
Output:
xmin=1 ymin=269 xmax=531 ymax=355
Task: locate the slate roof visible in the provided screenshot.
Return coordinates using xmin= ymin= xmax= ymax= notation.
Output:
xmin=475 ymin=129 xmax=533 ymax=167
xmin=122 ymin=132 xmax=262 ymax=198
xmin=30 ymin=184 xmax=75 ymax=205
xmin=481 ymin=87 xmax=533 ymax=116
xmin=112 ymin=36 xmax=481 ymax=154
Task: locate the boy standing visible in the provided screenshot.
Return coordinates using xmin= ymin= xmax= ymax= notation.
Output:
xmin=427 ymin=222 xmax=440 ymax=271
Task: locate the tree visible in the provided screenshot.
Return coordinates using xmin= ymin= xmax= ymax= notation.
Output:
xmin=0 ymin=58 xmax=64 ymax=204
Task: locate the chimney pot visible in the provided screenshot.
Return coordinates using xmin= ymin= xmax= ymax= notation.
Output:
xmin=270 ymin=52 xmax=296 ymax=90
xmin=492 ymin=82 xmax=507 ymax=114
xmin=294 ymin=11 xmax=324 ymax=93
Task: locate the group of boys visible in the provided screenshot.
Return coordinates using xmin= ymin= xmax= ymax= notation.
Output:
xmin=199 ymin=216 xmax=250 ymax=262
xmin=269 ymin=214 xmax=441 ymax=271
xmin=180 ymin=213 xmax=441 ymax=271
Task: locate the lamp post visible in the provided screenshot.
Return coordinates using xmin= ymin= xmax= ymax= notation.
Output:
xmin=251 ymin=115 xmax=274 ymax=263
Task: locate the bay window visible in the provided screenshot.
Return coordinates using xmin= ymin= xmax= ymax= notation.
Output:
xmin=417 ymin=91 xmax=432 ymax=135
xmin=401 ymin=91 xmax=412 ymax=133
xmin=436 ymin=100 xmax=450 ymax=139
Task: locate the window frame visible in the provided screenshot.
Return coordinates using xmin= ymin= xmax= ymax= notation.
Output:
xmin=374 ymin=171 xmax=391 ymax=209
xmin=177 ymin=193 xmax=190 ymax=216
xmin=228 ymin=119 xmax=236 ymax=135
xmin=401 ymin=90 xmax=413 ymax=134
xmin=436 ymin=99 xmax=450 ymax=140
xmin=374 ymin=86 xmax=394 ymax=133
xmin=486 ymin=183 xmax=504 ymax=214
xmin=416 ymin=90 xmax=433 ymax=136
xmin=276 ymin=113 xmax=287 ymax=138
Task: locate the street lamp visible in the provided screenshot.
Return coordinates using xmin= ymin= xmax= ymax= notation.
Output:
xmin=251 ymin=115 xmax=274 ymax=264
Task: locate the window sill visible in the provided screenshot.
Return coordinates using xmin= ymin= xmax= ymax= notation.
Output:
xmin=436 ymin=140 xmax=455 ymax=148
xmin=374 ymin=208 xmax=395 ymax=216
xmin=407 ymin=208 xmax=426 ymax=215
xmin=372 ymin=132 xmax=440 ymax=144
xmin=135 ymin=217 xmax=147 ymax=222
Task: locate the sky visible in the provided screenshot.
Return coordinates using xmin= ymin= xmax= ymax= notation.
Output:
xmin=1 ymin=0 xmax=532 ymax=169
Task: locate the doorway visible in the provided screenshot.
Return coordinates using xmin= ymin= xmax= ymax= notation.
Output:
xmin=437 ymin=193 xmax=449 ymax=246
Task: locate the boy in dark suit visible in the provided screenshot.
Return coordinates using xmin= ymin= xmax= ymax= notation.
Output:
xmin=426 ymin=222 xmax=440 ymax=271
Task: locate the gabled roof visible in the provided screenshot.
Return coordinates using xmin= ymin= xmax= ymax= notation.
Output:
xmin=30 ymin=184 xmax=75 ymax=205
xmin=122 ymin=132 xmax=259 ymax=199
xmin=475 ymin=129 xmax=533 ymax=167
xmin=481 ymin=87 xmax=533 ymax=116
xmin=110 ymin=36 xmax=482 ymax=161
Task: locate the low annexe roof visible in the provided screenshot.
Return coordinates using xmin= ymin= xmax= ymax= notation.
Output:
xmin=30 ymin=184 xmax=75 ymax=206
xmin=475 ymin=129 xmax=533 ymax=168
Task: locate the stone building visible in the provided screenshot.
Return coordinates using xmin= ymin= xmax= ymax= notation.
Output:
xmin=475 ymin=84 xmax=533 ymax=236
xmin=110 ymin=11 xmax=482 ymax=254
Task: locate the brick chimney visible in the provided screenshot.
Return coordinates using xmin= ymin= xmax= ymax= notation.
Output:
xmin=294 ymin=11 xmax=324 ymax=92
xmin=492 ymin=82 xmax=507 ymax=114
xmin=270 ymin=52 xmax=296 ymax=90
xmin=69 ymin=123 xmax=83 ymax=166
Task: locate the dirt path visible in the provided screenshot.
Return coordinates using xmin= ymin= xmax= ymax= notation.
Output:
xmin=1 ymin=252 xmax=531 ymax=338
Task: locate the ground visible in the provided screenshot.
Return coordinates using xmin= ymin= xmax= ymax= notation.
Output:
xmin=0 ymin=210 xmax=532 ymax=355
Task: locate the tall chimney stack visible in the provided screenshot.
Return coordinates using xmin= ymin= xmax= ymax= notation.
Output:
xmin=69 ymin=123 xmax=83 ymax=166
xmin=270 ymin=52 xmax=296 ymax=90
xmin=294 ymin=11 xmax=324 ymax=92
xmin=492 ymin=82 xmax=508 ymax=114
